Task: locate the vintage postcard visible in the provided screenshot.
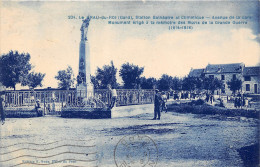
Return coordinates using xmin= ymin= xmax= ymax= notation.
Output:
xmin=0 ymin=0 xmax=259 ymax=167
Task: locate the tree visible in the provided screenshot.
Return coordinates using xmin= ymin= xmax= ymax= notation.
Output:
xmin=203 ymin=77 xmax=224 ymax=94
xmin=21 ymin=72 xmax=45 ymax=89
xmin=195 ymin=77 xmax=203 ymax=91
xmin=227 ymin=78 xmax=242 ymax=94
xmin=140 ymin=77 xmax=157 ymax=89
xmin=55 ymin=66 xmax=75 ymax=89
xmin=91 ymin=75 xmax=100 ymax=89
xmin=182 ymin=76 xmax=197 ymax=92
xmin=158 ymin=74 xmax=173 ymax=91
xmin=172 ymin=77 xmax=182 ymax=91
xmin=0 ymin=50 xmax=32 ymax=90
xmin=119 ymin=62 xmax=144 ymax=89
xmin=95 ymin=61 xmax=118 ymax=89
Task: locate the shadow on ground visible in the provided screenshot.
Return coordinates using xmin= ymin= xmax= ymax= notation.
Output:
xmin=102 ymin=122 xmax=183 ymax=136
xmin=237 ymin=143 xmax=259 ymax=167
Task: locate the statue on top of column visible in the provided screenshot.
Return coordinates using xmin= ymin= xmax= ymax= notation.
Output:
xmin=80 ymin=17 xmax=91 ymax=41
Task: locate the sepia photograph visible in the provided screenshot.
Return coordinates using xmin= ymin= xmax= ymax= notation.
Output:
xmin=0 ymin=0 xmax=259 ymax=167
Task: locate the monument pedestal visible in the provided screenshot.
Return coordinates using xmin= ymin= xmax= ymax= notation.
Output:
xmin=86 ymin=82 xmax=94 ymax=98
xmin=76 ymin=84 xmax=87 ymax=98
xmin=76 ymin=83 xmax=94 ymax=98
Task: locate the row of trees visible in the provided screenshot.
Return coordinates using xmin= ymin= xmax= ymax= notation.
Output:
xmin=0 ymin=50 xmax=242 ymax=94
xmin=55 ymin=61 xmax=242 ymax=94
xmin=55 ymin=61 xmax=145 ymax=90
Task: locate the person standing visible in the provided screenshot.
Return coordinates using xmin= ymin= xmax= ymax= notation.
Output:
xmin=178 ymin=91 xmax=181 ymax=101
xmin=244 ymin=97 xmax=249 ymax=110
xmin=206 ymin=93 xmax=209 ymax=102
xmin=237 ymin=97 xmax=241 ymax=109
xmin=161 ymin=92 xmax=168 ymax=113
xmin=35 ymin=99 xmax=41 ymax=117
xmin=0 ymin=92 xmax=5 ymax=125
xmin=108 ymin=84 xmax=117 ymax=109
xmin=153 ymin=89 xmax=162 ymax=120
xmin=234 ymin=96 xmax=238 ymax=108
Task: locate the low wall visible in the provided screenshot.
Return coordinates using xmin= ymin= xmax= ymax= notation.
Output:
xmin=4 ymin=106 xmax=42 ymax=118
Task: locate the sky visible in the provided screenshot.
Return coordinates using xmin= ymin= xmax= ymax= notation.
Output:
xmin=1 ymin=1 xmax=259 ymax=89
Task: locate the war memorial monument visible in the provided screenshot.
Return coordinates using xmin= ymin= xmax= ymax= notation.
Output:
xmin=61 ymin=18 xmax=111 ymax=119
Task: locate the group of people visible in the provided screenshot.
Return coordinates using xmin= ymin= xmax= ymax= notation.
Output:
xmin=233 ymin=94 xmax=249 ymax=109
xmin=153 ymin=89 xmax=168 ymax=120
xmin=205 ymin=93 xmax=215 ymax=104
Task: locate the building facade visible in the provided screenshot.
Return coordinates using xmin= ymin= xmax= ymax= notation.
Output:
xmin=242 ymin=66 xmax=260 ymax=94
xmin=189 ymin=63 xmax=260 ymax=95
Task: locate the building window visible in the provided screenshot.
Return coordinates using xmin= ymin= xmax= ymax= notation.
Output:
xmin=233 ymin=74 xmax=236 ymax=80
xmin=209 ymin=75 xmax=214 ymax=79
xmin=221 ymin=75 xmax=225 ymax=80
xmin=244 ymin=76 xmax=251 ymax=81
xmin=246 ymin=84 xmax=250 ymax=91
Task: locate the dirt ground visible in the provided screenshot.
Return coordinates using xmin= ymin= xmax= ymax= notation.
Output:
xmin=0 ymin=104 xmax=258 ymax=167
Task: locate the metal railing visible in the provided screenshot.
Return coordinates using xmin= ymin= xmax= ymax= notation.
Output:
xmin=3 ymin=89 xmax=155 ymax=114
xmin=95 ymin=89 xmax=155 ymax=106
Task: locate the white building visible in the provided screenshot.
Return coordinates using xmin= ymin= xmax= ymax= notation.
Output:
xmin=242 ymin=66 xmax=260 ymax=94
xmin=189 ymin=63 xmax=260 ymax=95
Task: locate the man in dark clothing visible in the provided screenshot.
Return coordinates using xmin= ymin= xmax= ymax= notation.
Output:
xmin=0 ymin=92 xmax=5 ymax=125
xmin=208 ymin=94 xmax=214 ymax=104
xmin=206 ymin=93 xmax=209 ymax=102
xmin=153 ymin=89 xmax=162 ymax=120
xmin=234 ymin=97 xmax=238 ymax=108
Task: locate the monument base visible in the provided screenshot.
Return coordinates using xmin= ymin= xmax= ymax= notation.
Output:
xmin=76 ymin=83 xmax=87 ymax=98
xmin=76 ymin=83 xmax=94 ymax=98
xmin=68 ymin=83 xmax=110 ymax=119
xmin=86 ymin=82 xmax=94 ymax=97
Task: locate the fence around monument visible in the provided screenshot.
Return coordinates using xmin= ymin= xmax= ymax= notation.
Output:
xmin=3 ymin=89 xmax=155 ymax=114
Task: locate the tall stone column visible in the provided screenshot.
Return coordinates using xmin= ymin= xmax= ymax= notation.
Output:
xmin=77 ymin=18 xmax=93 ymax=98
